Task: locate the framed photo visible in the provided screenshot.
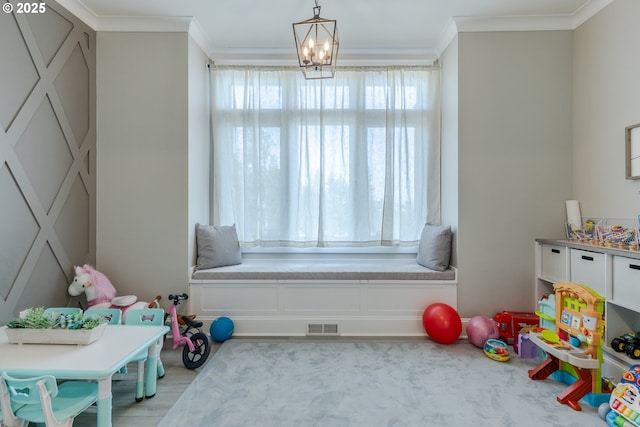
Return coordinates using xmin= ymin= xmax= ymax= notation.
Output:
xmin=626 ymin=123 xmax=640 ymax=179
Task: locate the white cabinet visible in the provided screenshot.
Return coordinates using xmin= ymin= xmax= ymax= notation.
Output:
xmin=540 ymin=244 xmax=568 ymax=283
xmin=570 ymin=249 xmax=605 ymax=297
xmin=535 ymin=243 xmax=568 ymax=303
xmin=611 ymin=255 xmax=640 ymax=312
xmin=535 ymin=239 xmax=640 ymax=381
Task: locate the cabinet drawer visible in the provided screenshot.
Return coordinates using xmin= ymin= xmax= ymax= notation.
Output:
xmin=603 ymin=353 xmax=633 ymax=383
xmin=540 ymin=244 xmax=567 ymax=283
xmin=612 ymin=256 xmax=640 ymax=311
xmin=570 ymin=249 xmax=605 ymax=297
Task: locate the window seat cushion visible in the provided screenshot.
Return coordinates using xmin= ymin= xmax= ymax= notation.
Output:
xmin=191 ymin=258 xmax=455 ymax=281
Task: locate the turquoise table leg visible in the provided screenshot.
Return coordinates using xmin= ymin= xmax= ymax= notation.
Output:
xmin=145 ymin=339 xmax=160 ymax=398
xmin=157 ymin=354 xmax=166 ymax=378
xmin=97 ymin=378 xmax=113 ymax=427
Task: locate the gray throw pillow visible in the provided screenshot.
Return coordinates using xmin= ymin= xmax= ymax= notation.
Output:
xmin=417 ymin=224 xmax=452 ymax=272
xmin=196 ymin=223 xmax=242 ymax=269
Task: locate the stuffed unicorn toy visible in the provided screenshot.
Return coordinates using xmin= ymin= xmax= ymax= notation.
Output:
xmin=68 ymin=264 xmax=157 ymax=314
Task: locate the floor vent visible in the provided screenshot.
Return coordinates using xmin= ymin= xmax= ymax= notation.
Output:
xmin=306 ymin=323 xmax=340 ymax=336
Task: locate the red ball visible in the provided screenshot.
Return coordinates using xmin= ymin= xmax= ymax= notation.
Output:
xmin=422 ymin=303 xmax=462 ymax=344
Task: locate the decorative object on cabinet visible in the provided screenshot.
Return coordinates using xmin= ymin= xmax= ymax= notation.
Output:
xmin=596 ymin=218 xmax=639 ymax=250
xmin=565 ymin=200 xmax=582 ymax=230
xmin=626 ymin=123 xmax=640 ymax=179
xmin=566 ymin=217 xmax=600 ymax=243
xmin=564 ymin=200 xmax=600 ymax=244
xmin=563 ymin=216 xmax=639 ymax=250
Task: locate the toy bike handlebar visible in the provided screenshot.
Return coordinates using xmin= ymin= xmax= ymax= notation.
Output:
xmin=168 ymin=293 xmax=189 ymax=305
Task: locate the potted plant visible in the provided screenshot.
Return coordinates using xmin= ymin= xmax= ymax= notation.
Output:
xmin=5 ymin=307 xmax=107 ymax=345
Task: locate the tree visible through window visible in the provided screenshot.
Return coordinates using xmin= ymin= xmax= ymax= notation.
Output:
xmin=211 ymin=66 xmax=440 ymax=248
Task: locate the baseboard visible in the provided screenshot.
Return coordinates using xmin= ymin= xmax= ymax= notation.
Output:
xmin=200 ymin=316 xmax=473 ymax=339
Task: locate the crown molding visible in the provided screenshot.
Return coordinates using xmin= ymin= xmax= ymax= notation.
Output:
xmin=94 ymin=15 xmax=211 ymax=58
xmin=436 ymin=18 xmax=459 ymax=56
xmin=436 ymin=0 xmax=616 ymax=57
xmin=188 ymin=18 xmax=211 ymax=56
xmin=52 ymin=0 xmax=97 ymax=29
xmin=452 ymin=15 xmax=574 ymax=33
xmin=572 ymin=0 xmax=615 ymax=28
xmin=95 ymin=16 xmax=192 ymax=32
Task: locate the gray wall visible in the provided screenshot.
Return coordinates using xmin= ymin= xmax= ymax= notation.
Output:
xmin=440 ymin=37 xmax=459 ymax=268
xmin=445 ymin=31 xmax=574 ymax=317
xmin=573 ymin=0 xmax=640 ymax=218
xmin=0 ymin=0 xmax=96 ymax=324
xmin=96 ymin=32 xmax=210 ymax=308
xmin=187 ymin=37 xmax=211 ymax=268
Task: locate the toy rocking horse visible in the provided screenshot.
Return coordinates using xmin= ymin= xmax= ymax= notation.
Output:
xmin=68 ymin=264 xmax=159 ymax=316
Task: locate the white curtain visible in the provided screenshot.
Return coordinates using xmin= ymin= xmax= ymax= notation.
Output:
xmin=211 ymin=65 xmax=440 ymax=247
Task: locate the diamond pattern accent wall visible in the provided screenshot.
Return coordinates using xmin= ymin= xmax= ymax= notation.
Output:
xmin=0 ymin=1 xmax=95 ymax=323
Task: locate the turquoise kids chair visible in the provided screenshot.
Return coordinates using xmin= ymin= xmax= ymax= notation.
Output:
xmin=0 ymin=375 xmax=26 ymax=427
xmin=84 ymin=307 xmax=122 ymax=324
xmin=124 ymin=308 xmax=166 ymax=402
xmin=1 ymin=372 xmax=98 ymax=427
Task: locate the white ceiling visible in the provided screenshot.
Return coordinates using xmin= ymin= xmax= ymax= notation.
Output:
xmin=55 ymin=0 xmax=614 ymax=63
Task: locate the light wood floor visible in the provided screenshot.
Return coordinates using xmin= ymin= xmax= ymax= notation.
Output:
xmin=71 ymin=339 xmax=223 ymax=427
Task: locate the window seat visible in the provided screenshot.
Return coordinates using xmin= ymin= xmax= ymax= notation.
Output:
xmin=192 ymin=258 xmax=455 ymax=281
xmin=189 ymin=253 xmax=457 ymax=337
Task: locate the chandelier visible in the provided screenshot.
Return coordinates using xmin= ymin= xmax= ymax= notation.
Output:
xmin=292 ymin=0 xmax=339 ymax=79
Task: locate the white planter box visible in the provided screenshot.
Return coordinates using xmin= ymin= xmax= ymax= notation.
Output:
xmin=5 ymin=323 xmax=107 ymax=345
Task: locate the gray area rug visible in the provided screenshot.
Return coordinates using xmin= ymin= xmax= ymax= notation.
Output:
xmin=158 ymin=339 xmax=604 ymax=427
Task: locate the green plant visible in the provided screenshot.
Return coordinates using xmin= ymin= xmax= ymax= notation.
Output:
xmin=7 ymin=307 xmax=103 ymax=330
xmin=8 ymin=307 xmax=51 ymax=329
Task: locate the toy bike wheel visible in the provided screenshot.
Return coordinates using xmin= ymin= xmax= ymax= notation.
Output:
xmin=182 ymin=332 xmax=211 ymax=369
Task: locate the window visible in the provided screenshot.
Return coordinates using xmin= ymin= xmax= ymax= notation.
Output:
xmin=211 ymin=66 xmax=440 ymax=248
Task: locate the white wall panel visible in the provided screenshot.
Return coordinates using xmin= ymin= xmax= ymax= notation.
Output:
xmin=191 ymin=280 xmax=457 ymax=337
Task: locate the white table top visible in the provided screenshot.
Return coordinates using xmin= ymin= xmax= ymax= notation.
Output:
xmin=0 ymin=325 xmax=169 ymax=379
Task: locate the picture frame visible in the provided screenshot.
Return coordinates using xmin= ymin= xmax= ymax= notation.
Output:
xmin=626 ymin=123 xmax=640 ymax=179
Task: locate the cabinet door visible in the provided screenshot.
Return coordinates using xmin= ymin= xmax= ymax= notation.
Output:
xmin=540 ymin=244 xmax=567 ymax=283
xmin=612 ymin=256 xmax=640 ymax=312
xmin=570 ymin=249 xmax=605 ymax=297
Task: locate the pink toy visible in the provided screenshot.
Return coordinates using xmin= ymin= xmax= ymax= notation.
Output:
xmin=466 ymin=315 xmax=499 ymax=348
xmin=68 ymin=264 xmax=157 ymax=315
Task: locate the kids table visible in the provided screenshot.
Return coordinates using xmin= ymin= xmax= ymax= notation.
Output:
xmin=0 ymin=324 xmax=168 ymax=427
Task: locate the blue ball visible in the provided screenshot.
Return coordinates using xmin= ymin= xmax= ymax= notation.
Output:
xmin=210 ymin=316 xmax=234 ymax=342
